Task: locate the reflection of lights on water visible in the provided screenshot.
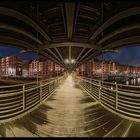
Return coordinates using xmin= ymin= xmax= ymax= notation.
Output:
xmin=126 ymin=81 xmax=129 ymax=85
xmin=138 ymin=78 xmax=140 ymax=85
xmin=134 ymin=78 xmax=136 ymax=85
xmin=131 ymin=79 xmax=133 ymax=85
xmin=126 ymin=77 xmax=140 ymax=86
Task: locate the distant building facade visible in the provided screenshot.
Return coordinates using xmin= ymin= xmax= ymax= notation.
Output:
xmin=22 ymin=60 xmax=29 ymax=77
xmin=0 ymin=55 xmax=64 ymax=78
xmin=76 ymin=59 xmax=140 ymax=77
xmin=28 ymin=59 xmax=63 ymax=78
xmin=0 ymin=55 xmax=22 ymax=77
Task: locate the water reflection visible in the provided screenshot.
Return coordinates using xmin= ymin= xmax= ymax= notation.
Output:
xmin=126 ymin=77 xmax=140 ymax=86
xmin=126 ymin=81 xmax=129 ymax=85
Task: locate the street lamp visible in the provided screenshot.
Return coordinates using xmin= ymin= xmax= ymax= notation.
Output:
xmin=64 ymin=59 xmax=76 ymax=64
xmin=65 ymin=59 xmax=69 ymax=63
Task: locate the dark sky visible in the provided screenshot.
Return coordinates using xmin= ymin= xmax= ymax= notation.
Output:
xmin=0 ymin=45 xmax=44 ymax=60
xmin=97 ymin=46 xmax=140 ymax=66
xmin=0 ymin=45 xmax=140 ymax=66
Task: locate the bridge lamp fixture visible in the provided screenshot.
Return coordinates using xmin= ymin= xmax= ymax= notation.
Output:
xmin=71 ymin=59 xmax=75 ymax=64
xmin=65 ymin=59 xmax=69 ymax=63
xmin=65 ymin=59 xmax=76 ymax=64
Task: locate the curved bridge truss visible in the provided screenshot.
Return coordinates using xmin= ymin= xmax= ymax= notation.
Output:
xmin=0 ymin=2 xmax=139 ymax=69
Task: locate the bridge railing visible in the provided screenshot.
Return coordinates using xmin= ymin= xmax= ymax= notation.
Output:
xmin=0 ymin=76 xmax=64 ymax=123
xmin=76 ymin=76 xmax=140 ymax=122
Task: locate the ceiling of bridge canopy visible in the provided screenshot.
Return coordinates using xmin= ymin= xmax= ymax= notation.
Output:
xmin=0 ymin=1 xmax=140 ymax=69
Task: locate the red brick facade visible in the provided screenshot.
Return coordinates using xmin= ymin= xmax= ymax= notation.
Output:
xmin=76 ymin=59 xmax=140 ymax=77
xmin=0 ymin=55 xmax=22 ymax=77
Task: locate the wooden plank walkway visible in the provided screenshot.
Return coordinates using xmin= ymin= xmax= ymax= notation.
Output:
xmin=0 ymin=75 xmax=136 ymax=137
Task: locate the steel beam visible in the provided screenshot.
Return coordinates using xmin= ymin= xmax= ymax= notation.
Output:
xmin=65 ymin=2 xmax=76 ymax=40
xmin=0 ymin=36 xmax=36 ymax=50
xmin=98 ymin=24 xmax=140 ymax=44
xmin=0 ymin=36 xmax=63 ymax=66
xmin=103 ymin=36 xmax=140 ymax=50
xmin=42 ymin=42 xmax=100 ymax=50
xmin=0 ymin=6 xmax=52 ymax=41
xmin=76 ymin=48 xmax=86 ymax=61
xmin=69 ymin=45 xmax=71 ymax=61
xmin=0 ymin=24 xmax=43 ymax=44
xmin=89 ymin=7 xmax=140 ymax=41
xmin=54 ymin=47 xmax=64 ymax=61
xmin=83 ymin=36 xmax=140 ymax=63
xmin=46 ymin=48 xmax=62 ymax=62
xmin=73 ymin=3 xmax=79 ymax=32
xmin=79 ymin=48 xmax=93 ymax=61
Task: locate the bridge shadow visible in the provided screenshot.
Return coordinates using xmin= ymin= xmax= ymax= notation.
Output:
xmin=3 ymin=103 xmax=53 ymax=136
xmin=0 ymin=124 xmax=6 ymax=137
xmin=79 ymin=96 xmax=96 ymax=104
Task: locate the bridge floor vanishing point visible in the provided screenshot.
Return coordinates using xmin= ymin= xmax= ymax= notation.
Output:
xmin=0 ymin=75 xmax=140 ymax=137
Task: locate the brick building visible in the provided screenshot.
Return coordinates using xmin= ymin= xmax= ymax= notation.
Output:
xmin=76 ymin=59 xmax=140 ymax=77
xmin=0 ymin=55 xmax=22 ymax=77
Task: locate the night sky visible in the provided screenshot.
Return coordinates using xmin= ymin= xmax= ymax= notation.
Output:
xmin=0 ymin=45 xmax=140 ymax=66
xmin=97 ymin=46 xmax=140 ymax=66
xmin=0 ymin=45 xmax=44 ymax=60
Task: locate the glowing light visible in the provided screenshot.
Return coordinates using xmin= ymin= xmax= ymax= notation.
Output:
xmin=131 ymin=79 xmax=133 ymax=85
xmin=65 ymin=59 xmax=69 ymax=63
xmin=138 ymin=78 xmax=140 ymax=84
xmin=134 ymin=78 xmax=136 ymax=85
xmin=71 ymin=59 xmax=75 ymax=63
xmin=126 ymin=81 xmax=129 ymax=85
xmin=8 ymin=67 xmax=16 ymax=76
xmin=65 ymin=59 xmax=76 ymax=64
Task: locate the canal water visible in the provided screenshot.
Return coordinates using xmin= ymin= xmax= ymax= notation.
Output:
xmin=125 ymin=77 xmax=140 ymax=86
xmin=105 ymin=76 xmax=140 ymax=86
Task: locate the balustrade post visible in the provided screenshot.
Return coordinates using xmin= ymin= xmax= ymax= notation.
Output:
xmin=48 ymin=83 xmax=50 ymax=94
xmin=40 ymin=81 xmax=42 ymax=103
xmin=90 ymin=79 xmax=92 ymax=93
xmin=55 ymin=79 xmax=57 ymax=89
xmin=99 ymin=81 xmax=101 ymax=102
xmin=58 ymin=78 xmax=60 ymax=86
xmin=56 ymin=79 xmax=58 ymax=87
xmin=77 ymin=77 xmax=79 ymax=84
xmin=57 ymin=78 xmax=58 ymax=86
xmin=22 ymin=84 xmax=25 ymax=111
xmin=86 ymin=80 xmax=87 ymax=89
xmin=55 ymin=79 xmax=57 ymax=88
xmin=115 ymin=82 xmax=118 ymax=110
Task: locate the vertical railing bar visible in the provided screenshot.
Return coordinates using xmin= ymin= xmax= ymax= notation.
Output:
xmin=40 ymin=81 xmax=42 ymax=103
xmin=90 ymin=79 xmax=92 ymax=93
xmin=48 ymin=82 xmax=50 ymax=94
xmin=22 ymin=84 xmax=25 ymax=111
xmin=99 ymin=81 xmax=101 ymax=102
xmin=116 ymin=82 xmax=118 ymax=110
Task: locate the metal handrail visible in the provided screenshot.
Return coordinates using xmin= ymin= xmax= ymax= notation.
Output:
xmin=76 ymin=76 xmax=140 ymax=122
xmin=0 ymin=76 xmax=64 ymax=123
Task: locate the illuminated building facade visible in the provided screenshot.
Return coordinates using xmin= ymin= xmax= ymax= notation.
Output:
xmin=76 ymin=59 xmax=140 ymax=77
xmin=0 ymin=55 xmax=64 ymax=78
xmin=0 ymin=55 xmax=22 ymax=77
xmin=22 ymin=60 xmax=29 ymax=77
xmin=28 ymin=59 xmax=63 ymax=78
